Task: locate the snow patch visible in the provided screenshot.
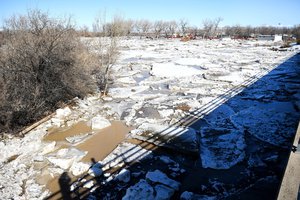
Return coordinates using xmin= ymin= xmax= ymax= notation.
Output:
xmin=175 ymin=58 xmax=208 ymax=67
xmin=158 ymin=109 xmax=174 ymax=118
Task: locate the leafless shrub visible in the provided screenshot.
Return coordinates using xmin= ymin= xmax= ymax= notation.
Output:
xmin=92 ymin=14 xmax=121 ymax=95
xmin=0 ymin=10 xmax=97 ymax=133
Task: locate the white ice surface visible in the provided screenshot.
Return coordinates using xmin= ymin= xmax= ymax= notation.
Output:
xmin=151 ymin=62 xmax=203 ymax=77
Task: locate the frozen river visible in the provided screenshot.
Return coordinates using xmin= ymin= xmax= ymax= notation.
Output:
xmin=0 ymin=38 xmax=299 ymax=199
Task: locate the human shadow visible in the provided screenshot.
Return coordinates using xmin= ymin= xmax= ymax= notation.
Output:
xmin=46 ymin=52 xmax=300 ymax=199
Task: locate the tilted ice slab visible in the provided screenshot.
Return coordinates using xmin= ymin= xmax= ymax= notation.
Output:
xmin=88 ymin=115 xmax=111 ymax=130
xmin=122 ymin=170 xmax=180 ymax=200
xmin=131 ymin=123 xmax=198 ymax=153
xmin=46 ymin=147 xmax=87 ymax=170
xmin=198 ymin=104 xmax=246 ymax=169
xmin=202 ymin=104 xmax=236 ymax=127
xmin=146 ymin=170 xmax=181 ymax=190
xmin=151 ymin=62 xmax=203 ymax=78
xmin=200 ymin=127 xmax=245 ymax=169
xmin=231 ymin=105 xmax=297 ymax=147
xmin=122 ymin=179 xmax=155 ymax=200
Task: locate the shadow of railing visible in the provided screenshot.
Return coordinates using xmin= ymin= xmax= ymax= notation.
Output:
xmin=46 ymin=52 xmax=300 ymax=199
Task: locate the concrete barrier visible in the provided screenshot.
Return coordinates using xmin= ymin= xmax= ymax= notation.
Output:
xmin=278 ymin=121 xmax=300 ymax=199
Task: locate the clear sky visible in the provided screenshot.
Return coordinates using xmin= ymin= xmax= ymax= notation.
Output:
xmin=1 ymin=0 xmax=299 ymax=29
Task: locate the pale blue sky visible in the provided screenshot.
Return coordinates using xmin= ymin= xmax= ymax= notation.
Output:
xmin=1 ymin=0 xmax=299 ymax=29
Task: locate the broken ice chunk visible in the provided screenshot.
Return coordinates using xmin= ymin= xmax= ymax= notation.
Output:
xmin=46 ymin=148 xmax=87 ymax=170
xmin=115 ymin=168 xmax=131 ymax=183
xmin=154 ymin=184 xmax=175 ymax=200
xmin=88 ymin=162 xmax=103 ymax=177
xmin=55 ymin=107 xmax=72 ymax=119
xmin=122 ymin=179 xmax=155 ymax=200
xmin=70 ymin=162 xmax=90 ymax=176
xmin=200 ymin=127 xmax=245 ymax=169
xmin=146 ymin=170 xmax=180 ymax=190
xmin=89 ymin=115 xmax=111 ymax=130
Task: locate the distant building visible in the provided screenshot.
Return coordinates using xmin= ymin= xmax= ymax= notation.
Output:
xmin=258 ymin=35 xmax=274 ymax=41
xmin=274 ymin=35 xmax=283 ymax=42
xmin=258 ymin=34 xmax=282 ymax=42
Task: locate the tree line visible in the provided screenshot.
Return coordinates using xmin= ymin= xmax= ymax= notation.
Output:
xmin=77 ymin=17 xmax=300 ymax=41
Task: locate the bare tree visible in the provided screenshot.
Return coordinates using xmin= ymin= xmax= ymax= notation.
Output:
xmin=225 ymin=25 xmax=243 ymax=38
xmin=202 ymin=19 xmax=214 ymax=38
xmin=188 ymin=26 xmax=199 ymax=37
xmin=105 ymin=15 xmax=128 ymax=37
xmin=134 ymin=19 xmax=152 ymax=38
xmin=212 ymin=17 xmax=223 ymax=37
xmin=162 ymin=21 xmax=169 ymax=38
xmin=123 ymin=19 xmax=134 ymax=36
xmin=133 ymin=20 xmax=142 ymax=36
xmin=79 ymin=25 xmax=91 ymax=37
xmin=257 ymin=26 xmax=276 ymax=35
xmin=92 ymin=13 xmax=120 ymax=95
xmin=179 ymin=18 xmax=189 ymax=35
xmin=202 ymin=17 xmax=223 ymax=38
xmin=141 ymin=19 xmax=152 ymax=38
xmin=167 ymin=20 xmax=178 ymax=37
xmin=93 ymin=10 xmax=107 ymax=36
xmin=292 ymin=25 xmax=300 ymax=43
xmin=0 ymin=9 xmax=96 ymax=132
xmin=153 ymin=20 xmax=164 ymax=38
